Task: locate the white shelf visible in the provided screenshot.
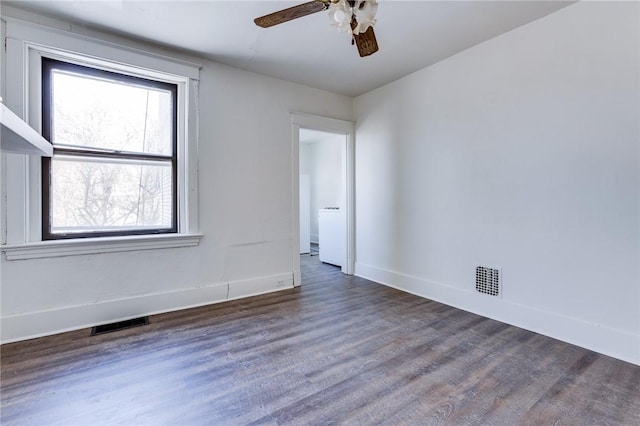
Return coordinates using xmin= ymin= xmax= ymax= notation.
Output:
xmin=1 ymin=102 xmax=53 ymax=156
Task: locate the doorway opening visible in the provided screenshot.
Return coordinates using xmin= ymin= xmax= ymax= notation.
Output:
xmin=299 ymin=129 xmax=345 ymax=264
xmin=291 ymin=114 xmax=354 ymax=286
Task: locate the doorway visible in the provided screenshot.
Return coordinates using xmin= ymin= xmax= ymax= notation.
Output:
xmin=299 ymin=129 xmax=345 ymax=261
xmin=291 ymin=114 xmax=355 ymax=286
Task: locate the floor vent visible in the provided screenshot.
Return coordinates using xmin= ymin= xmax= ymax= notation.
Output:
xmin=475 ymin=266 xmax=501 ymax=297
xmin=91 ymin=316 xmax=149 ymax=336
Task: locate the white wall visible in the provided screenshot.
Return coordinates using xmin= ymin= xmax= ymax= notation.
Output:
xmin=354 ymin=1 xmax=640 ymax=365
xmin=0 ymin=10 xmax=353 ymax=342
xmin=300 ymin=135 xmax=344 ymax=243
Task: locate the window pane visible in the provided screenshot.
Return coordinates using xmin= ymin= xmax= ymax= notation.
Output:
xmin=51 ymin=70 xmax=173 ymax=155
xmin=49 ymin=156 xmax=173 ymax=235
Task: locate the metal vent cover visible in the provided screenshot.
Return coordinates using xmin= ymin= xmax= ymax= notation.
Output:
xmin=91 ymin=316 xmax=149 ymax=336
xmin=475 ymin=266 xmax=501 ymax=297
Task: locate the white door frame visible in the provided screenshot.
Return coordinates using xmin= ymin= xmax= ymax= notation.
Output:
xmin=291 ymin=113 xmax=355 ymax=286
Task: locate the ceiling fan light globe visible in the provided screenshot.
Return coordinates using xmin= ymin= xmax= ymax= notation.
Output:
xmin=328 ymin=0 xmax=353 ymax=33
xmin=334 ymin=10 xmax=347 ymax=24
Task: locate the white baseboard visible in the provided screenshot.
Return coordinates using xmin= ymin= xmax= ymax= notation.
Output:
xmin=227 ymin=273 xmax=294 ymax=299
xmin=0 ymin=272 xmax=294 ymax=344
xmin=355 ymin=262 xmax=640 ymax=366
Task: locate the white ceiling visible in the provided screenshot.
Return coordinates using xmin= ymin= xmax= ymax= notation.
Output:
xmin=4 ymin=1 xmax=574 ymax=97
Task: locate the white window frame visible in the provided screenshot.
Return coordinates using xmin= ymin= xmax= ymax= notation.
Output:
xmin=1 ymin=18 xmax=201 ymax=260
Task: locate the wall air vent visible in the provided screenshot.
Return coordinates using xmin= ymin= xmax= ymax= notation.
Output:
xmin=475 ymin=266 xmax=501 ymax=297
xmin=91 ymin=316 xmax=149 ymax=336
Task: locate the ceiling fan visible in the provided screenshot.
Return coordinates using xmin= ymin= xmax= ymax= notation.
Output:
xmin=254 ymin=0 xmax=379 ymax=58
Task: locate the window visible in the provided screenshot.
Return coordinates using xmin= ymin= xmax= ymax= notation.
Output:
xmin=2 ymin=22 xmax=201 ymax=259
xmin=41 ymin=58 xmax=178 ymax=240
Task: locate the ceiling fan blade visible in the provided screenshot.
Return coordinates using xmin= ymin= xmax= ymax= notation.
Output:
xmin=254 ymin=1 xmax=327 ymax=28
xmin=353 ymin=26 xmax=379 ymax=57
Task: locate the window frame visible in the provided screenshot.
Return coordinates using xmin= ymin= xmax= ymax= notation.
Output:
xmin=2 ymin=19 xmax=202 ymax=259
xmin=41 ymin=57 xmax=179 ymax=240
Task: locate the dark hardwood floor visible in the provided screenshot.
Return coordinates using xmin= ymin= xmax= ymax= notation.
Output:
xmin=2 ymin=255 xmax=639 ymax=425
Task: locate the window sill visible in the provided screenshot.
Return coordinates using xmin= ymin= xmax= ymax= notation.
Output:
xmin=2 ymin=233 xmax=203 ymax=261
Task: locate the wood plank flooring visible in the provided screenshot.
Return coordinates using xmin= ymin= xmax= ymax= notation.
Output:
xmin=2 ymin=255 xmax=639 ymax=425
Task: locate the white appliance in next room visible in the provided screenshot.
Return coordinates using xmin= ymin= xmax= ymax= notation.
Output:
xmin=318 ymin=208 xmax=345 ymax=267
